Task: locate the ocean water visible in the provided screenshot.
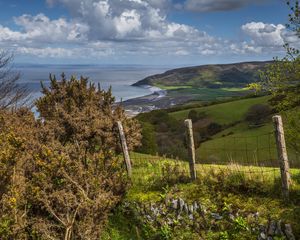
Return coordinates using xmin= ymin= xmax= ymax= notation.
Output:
xmin=16 ymin=64 xmax=170 ymax=102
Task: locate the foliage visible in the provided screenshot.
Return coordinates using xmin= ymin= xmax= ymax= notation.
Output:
xmin=260 ymin=0 xmax=300 ymax=152
xmin=247 ymin=83 xmax=262 ymax=95
xmin=188 ymin=109 xmax=206 ymax=123
xmin=137 ymin=110 xmax=187 ymax=159
xmin=284 ymin=110 xmax=300 ymax=154
xmin=244 ymin=104 xmax=272 ymax=126
xmin=136 ymin=122 xmax=157 ymax=155
xmin=36 ymin=73 xmax=141 ymax=153
xmin=0 ymin=75 xmax=141 ymax=239
xmin=286 ymin=0 xmax=300 ymax=36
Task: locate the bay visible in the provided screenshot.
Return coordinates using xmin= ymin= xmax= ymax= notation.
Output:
xmin=16 ymin=64 xmax=170 ymax=102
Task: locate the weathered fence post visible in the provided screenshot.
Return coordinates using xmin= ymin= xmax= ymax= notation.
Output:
xmin=184 ymin=119 xmax=197 ymax=180
xmin=272 ymin=115 xmax=291 ymax=199
xmin=117 ymin=121 xmax=132 ymax=177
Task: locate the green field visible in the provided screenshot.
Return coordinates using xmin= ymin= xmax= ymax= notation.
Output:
xmin=170 ymin=95 xmax=271 ymax=124
xmin=167 ymin=87 xmax=249 ymax=103
xmin=196 ymin=123 xmax=277 ymax=165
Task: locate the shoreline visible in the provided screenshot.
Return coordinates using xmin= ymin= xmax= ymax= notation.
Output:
xmin=118 ymin=85 xmax=168 ymax=117
xmin=120 ymin=85 xmax=192 ymax=117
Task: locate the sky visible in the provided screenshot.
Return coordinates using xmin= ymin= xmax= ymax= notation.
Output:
xmin=0 ymin=0 xmax=298 ymax=65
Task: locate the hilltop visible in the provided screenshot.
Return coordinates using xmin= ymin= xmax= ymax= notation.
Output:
xmin=133 ymin=61 xmax=272 ymax=89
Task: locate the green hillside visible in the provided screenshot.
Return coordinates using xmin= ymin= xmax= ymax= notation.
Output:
xmin=136 ymin=95 xmax=277 ymax=162
xmin=170 ymin=95 xmax=271 ymax=124
xmin=133 ymin=61 xmax=271 ymax=89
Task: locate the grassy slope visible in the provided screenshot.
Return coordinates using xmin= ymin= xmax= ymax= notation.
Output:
xmin=196 ymin=123 xmax=278 ymax=165
xmin=133 ymin=61 xmax=270 ymax=89
xmin=170 ymin=95 xmax=271 ymax=125
xmin=102 ymin=153 xmax=300 ymax=239
xmin=167 ymin=95 xmax=288 ymax=165
xmin=167 ymin=87 xmax=249 ymax=102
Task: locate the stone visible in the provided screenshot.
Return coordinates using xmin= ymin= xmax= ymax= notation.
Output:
xmin=275 ymin=220 xmax=284 ymax=236
xmin=172 ymin=199 xmax=178 ymax=210
xmin=229 ymin=213 xmax=235 ymax=221
xmin=189 ymin=204 xmax=194 ymax=213
xmin=193 ymin=201 xmax=198 ymax=211
xmin=183 ymin=203 xmax=189 ymax=214
xmin=285 ymin=224 xmax=296 ymax=240
xmin=267 ymin=220 xmax=276 ymax=236
xmin=259 ymin=232 xmax=267 ymax=240
xmin=179 ymin=198 xmax=185 ymax=211
xmin=188 ymin=214 xmax=194 ymax=220
xmin=211 ymin=213 xmax=223 ymax=220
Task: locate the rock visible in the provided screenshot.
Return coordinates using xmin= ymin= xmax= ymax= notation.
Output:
xmin=189 ymin=204 xmax=194 ymax=213
xmin=267 ymin=220 xmax=276 ymax=236
xmin=166 ymin=218 xmax=173 ymax=225
xmin=259 ymin=232 xmax=267 ymax=240
xmin=284 ymin=224 xmax=296 ymax=240
xmin=199 ymin=204 xmax=207 ymax=214
xmin=193 ymin=201 xmax=199 ymax=211
xmin=179 ymin=198 xmax=185 ymax=211
xmin=211 ymin=213 xmax=223 ymax=220
xmin=275 ymin=220 xmax=284 ymax=236
xmin=183 ymin=203 xmax=189 ymax=214
xmin=188 ymin=214 xmax=194 ymax=220
xmin=229 ymin=213 xmax=235 ymax=221
xmin=165 ymin=196 xmax=170 ymax=206
xmin=267 ymin=237 xmax=273 ymax=240
xmin=172 ymin=199 xmax=178 ymax=210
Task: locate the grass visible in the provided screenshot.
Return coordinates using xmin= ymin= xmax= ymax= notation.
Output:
xmin=170 ymin=95 xmax=271 ymax=125
xmin=154 ymin=84 xmax=193 ymax=90
xmin=167 ymin=87 xmax=249 ymax=104
xmin=102 ymin=153 xmax=300 ymax=239
xmin=196 ymin=123 xmax=277 ymax=165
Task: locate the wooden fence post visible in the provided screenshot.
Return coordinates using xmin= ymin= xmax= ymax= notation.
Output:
xmin=184 ymin=119 xmax=197 ymax=180
xmin=272 ymin=115 xmax=291 ymax=199
xmin=117 ymin=121 xmax=132 ymax=177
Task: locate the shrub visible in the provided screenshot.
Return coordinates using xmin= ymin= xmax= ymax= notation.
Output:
xmin=245 ymin=104 xmax=272 ymax=126
xmin=0 ymin=75 xmax=141 ymax=239
xmin=137 ymin=122 xmax=157 ymax=155
xmin=36 ymin=74 xmax=141 ymax=153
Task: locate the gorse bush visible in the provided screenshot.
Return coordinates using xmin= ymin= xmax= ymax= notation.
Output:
xmin=0 ymin=75 xmax=141 ymax=239
xmin=36 ymin=74 xmax=141 ymax=152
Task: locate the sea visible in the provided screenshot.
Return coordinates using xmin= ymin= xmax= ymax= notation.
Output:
xmin=15 ymin=64 xmax=171 ymax=102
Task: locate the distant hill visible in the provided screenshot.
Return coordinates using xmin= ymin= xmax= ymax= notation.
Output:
xmin=133 ymin=61 xmax=272 ymax=88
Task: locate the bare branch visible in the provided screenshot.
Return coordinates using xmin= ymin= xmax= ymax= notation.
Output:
xmin=0 ymin=49 xmax=31 ymax=110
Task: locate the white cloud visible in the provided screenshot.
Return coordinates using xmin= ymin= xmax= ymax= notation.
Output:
xmin=241 ymin=22 xmax=285 ymax=47
xmin=0 ymin=1 xmax=297 ymax=62
xmin=0 ymin=13 xmax=88 ymax=45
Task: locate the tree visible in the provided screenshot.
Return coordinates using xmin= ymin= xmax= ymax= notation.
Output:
xmin=261 ymin=0 xmax=300 ymax=152
xmin=245 ymin=104 xmax=272 ymax=126
xmin=137 ymin=122 xmax=157 ymax=155
xmin=0 ymin=50 xmax=29 ymax=109
xmin=246 ymin=83 xmax=262 ymax=96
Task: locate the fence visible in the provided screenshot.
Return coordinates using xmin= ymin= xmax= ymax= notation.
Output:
xmin=117 ymin=116 xmax=299 ymax=199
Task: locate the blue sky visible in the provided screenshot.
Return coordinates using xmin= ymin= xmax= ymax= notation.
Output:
xmin=0 ymin=0 xmax=297 ymax=65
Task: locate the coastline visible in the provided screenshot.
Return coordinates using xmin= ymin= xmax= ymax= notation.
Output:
xmin=118 ymin=85 xmax=167 ymax=117
xmin=120 ymin=84 xmax=192 ymax=117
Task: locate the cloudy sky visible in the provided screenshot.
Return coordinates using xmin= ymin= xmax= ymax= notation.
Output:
xmin=0 ymin=0 xmax=297 ymax=65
